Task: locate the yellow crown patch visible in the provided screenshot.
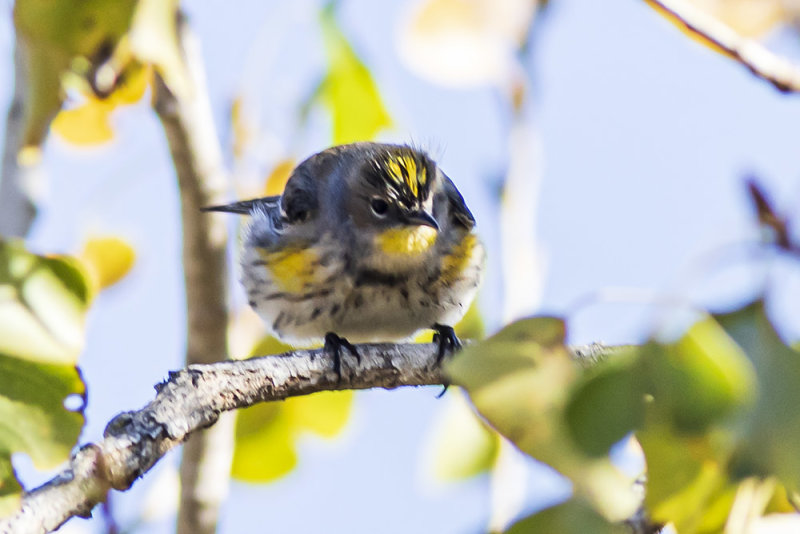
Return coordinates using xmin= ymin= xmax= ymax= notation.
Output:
xmin=384 ymin=154 xmax=428 ymax=199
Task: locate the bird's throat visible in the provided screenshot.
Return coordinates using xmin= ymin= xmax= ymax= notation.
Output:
xmin=375 ymin=226 xmax=438 ymax=257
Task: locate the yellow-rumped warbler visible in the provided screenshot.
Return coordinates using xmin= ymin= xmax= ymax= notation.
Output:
xmin=206 ymin=142 xmax=484 ymax=376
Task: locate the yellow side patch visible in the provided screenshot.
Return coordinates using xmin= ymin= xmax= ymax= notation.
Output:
xmin=441 ymin=234 xmax=479 ymax=284
xmin=376 ymin=226 xmax=438 ymax=256
xmin=258 ymin=247 xmax=320 ymax=294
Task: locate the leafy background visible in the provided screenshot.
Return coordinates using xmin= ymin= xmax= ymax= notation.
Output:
xmin=1 ymin=0 xmax=800 ymax=532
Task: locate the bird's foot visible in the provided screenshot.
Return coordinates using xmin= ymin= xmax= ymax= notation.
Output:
xmin=432 ymin=324 xmax=461 ymax=364
xmin=432 ymin=324 xmax=461 ymax=397
xmin=324 ymin=332 xmax=360 ymax=382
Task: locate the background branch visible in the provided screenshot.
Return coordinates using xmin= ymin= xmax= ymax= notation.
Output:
xmin=152 ymin=16 xmax=232 ymax=534
xmin=0 ymin=35 xmax=37 ymax=237
xmin=0 ymin=342 xmax=622 ymax=534
xmin=645 ymin=0 xmax=800 ymax=93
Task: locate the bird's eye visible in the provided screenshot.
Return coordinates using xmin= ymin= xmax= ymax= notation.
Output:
xmin=370 ymin=197 xmax=389 ymax=217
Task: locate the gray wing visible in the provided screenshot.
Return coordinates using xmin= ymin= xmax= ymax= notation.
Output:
xmin=441 ymin=175 xmax=475 ymax=230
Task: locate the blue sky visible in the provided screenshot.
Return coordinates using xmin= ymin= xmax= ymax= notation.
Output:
xmin=2 ymin=0 xmax=800 ymax=532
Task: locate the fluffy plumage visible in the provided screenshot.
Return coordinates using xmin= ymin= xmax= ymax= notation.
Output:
xmin=207 ymin=142 xmax=485 ymax=346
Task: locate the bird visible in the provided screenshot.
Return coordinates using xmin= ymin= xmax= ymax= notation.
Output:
xmin=204 ymin=142 xmax=485 ymax=378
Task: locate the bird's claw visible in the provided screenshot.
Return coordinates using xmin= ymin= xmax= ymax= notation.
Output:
xmin=432 ymin=324 xmax=461 ymax=397
xmin=324 ymin=332 xmax=360 ymax=381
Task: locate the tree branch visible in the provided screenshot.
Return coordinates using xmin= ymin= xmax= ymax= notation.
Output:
xmin=644 ymin=0 xmax=800 ymax=93
xmin=152 ymin=16 xmax=231 ymax=534
xmin=0 ymin=34 xmax=37 ymax=237
xmin=0 ymin=342 xmax=621 ymax=534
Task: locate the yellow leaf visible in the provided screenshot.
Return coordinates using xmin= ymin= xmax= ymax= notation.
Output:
xmin=264 ymin=159 xmax=296 ymax=196
xmin=427 ymin=390 xmax=499 ymax=481
xmin=52 ymin=100 xmax=115 ymax=146
xmin=53 ymin=65 xmax=151 ymax=146
xmin=231 ymin=403 xmax=297 ymax=482
xmin=319 ymin=5 xmax=392 ymax=144
xmin=79 ymin=236 xmax=136 ymax=290
xmin=285 ymin=390 xmax=354 ymax=439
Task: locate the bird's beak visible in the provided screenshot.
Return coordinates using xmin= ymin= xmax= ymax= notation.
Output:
xmin=404 ymin=210 xmax=439 ymax=231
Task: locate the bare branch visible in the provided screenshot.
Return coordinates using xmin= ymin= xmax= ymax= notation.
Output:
xmin=644 ymin=0 xmax=800 ymax=93
xmin=152 ymin=16 xmax=231 ymax=534
xmin=0 ymin=342 xmax=621 ymax=534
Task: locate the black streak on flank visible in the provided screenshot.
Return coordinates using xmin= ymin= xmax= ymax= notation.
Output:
xmin=355 ymin=269 xmax=403 ymax=287
xmin=272 ymin=312 xmax=286 ymax=332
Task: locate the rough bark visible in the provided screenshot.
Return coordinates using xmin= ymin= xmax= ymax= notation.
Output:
xmin=0 ymin=342 xmax=452 ymax=534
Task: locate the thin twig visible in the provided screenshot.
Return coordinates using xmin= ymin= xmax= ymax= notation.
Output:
xmin=645 ymin=0 xmax=800 ymax=93
xmin=0 ymin=342 xmax=619 ymax=534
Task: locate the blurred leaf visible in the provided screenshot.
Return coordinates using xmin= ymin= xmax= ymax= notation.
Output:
xmin=764 ymin=480 xmax=798 ymax=514
xmin=454 ymin=298 xmax=485 ymax=341
xmin=565 ymin=348 xmax=645 ymax=457
xmin=636 ymin=302 xmax=796 ymax=532
xmin=716 ymin=301 xmax=800 ymax=485
xmin=447 ymin=317 xmax=640 ymax=521
xmin=505 ymin=499 xmax=626 ymax=534
xmin=127 ymin=0 xmax=189 ymax=100
xmin=52 ymin=100 xmax=115 ymax=145
xmin=79 ymin=236 xmax=136 ymax=291
xmin=0 ymin=240 xmax=89 ymax=513
xmin=318 ymin=4 xmax=391 ymax=144
xmin=52 ymin=65 xmax=150 ymax=146
xmin=643 ymin=317 xmax=756 ymax=434
xmin=639 ymin=422 xmax=735 ymax=533
xmin=231 ymin=402 xmax=296 ymax=482
xmin=446 ymin=316 xmax=573 ymax=460
xmin=13 ymin=0 xmax=137 ymax=149
xmin=0 ymin=456 xmax=22 ymax=517
xmin=232 ymin=336 xmax=353 ymax=482
xmin=285 ymin=391 xmax=354 ymax=439
xmin=248 ymin=335 xmax=294 ymax=359
xmin=398 ymin=0 xmax=538 ymax=87
xmin=264 ymin=159 xmax=296 ymax=197
xmin=429 ymin=390 xmax=499 ymax=481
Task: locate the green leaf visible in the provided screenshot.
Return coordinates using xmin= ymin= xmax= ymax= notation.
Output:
xmin=318 ymin=3 xmax=392 ymax=144
xmin=0 ymin=456 xmax=22 ymax=518
xmin=428 ymin=390 xmax=499 ymax=481
xmin=716 ymin=301 xmax=800 ymax=484
xmin=0 ymin=240 xmax=89 ymax=514
xmin=639 ymin=422 xmax=735 ymax=533
xmin=505 ymin=499 xmax=627 ymax=534
xmin=565 ymin=348 xmax=645 ymax=457
xmin=447 ymin=317 xmax=640 ymax=521
xmin=13 ymin=0 xmax=137 ymax=149
xmin=643 ymin=318 xmax=755 ymax=434
xmin=446 ymin=316 xmax=574 ymax=461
